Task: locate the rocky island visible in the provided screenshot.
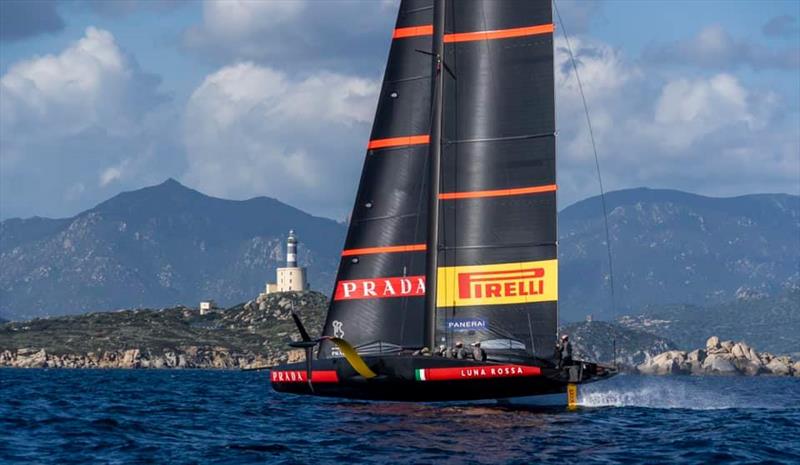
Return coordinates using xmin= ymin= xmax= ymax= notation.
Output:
xmin=637 ymin=336 xmax=799 ymax=376
xmin=3 ymin=292 xmax=797 ymax=376
xmin=0 ymin=291 xmax=326 ymax=369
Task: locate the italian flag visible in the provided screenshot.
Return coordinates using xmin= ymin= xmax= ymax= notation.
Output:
xmin=415 ymin=369 xmax=427 ymax=381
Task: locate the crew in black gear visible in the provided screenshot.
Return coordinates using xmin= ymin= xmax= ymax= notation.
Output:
xmin=471 ymin=342 xmax=487 ymax=362
xmin=556 ymin=334 xmax=573 ymax=368
xmin=453 ymin=341 xmax=468 ymax=360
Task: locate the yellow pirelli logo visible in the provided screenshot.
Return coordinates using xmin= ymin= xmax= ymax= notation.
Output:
xmin=436 ymin=259 xmax=558 ymax=307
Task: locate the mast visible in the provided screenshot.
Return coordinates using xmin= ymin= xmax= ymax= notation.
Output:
xmin=423 ymin=0 xmax=445 ymax=350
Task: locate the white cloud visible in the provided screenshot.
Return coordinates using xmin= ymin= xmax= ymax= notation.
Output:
xmin=1 ymin=27 xmax=146 ymax=137
xmin=554 ymin=35 xmax=799 ymax=206
xmin=199 ymin=0 xmax=304 ymax=41
xmin=182 ymin=62 xmax=379 ymax=219
xmin=99 ymin=161 xmax=130 ymax=187
xmin=644 ymin=24 xmax=799 ymax=70
xmin=0 ymin=27 xmax=174 ymax=219
xmin=183 ymin=0 xmax=397 ymax=74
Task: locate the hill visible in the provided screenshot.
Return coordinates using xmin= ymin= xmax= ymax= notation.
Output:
xmin=2 ymin=183 xmax=797 ymax=323
xmin=559 ymin=188 xmax=799 ymax=320
xmin=562 ymin=320 xmax=678 ymax=367
xmin=0 ymin=180 xmax=346 ymax=320
xmin=617 ymin=290 xmax=800 ymax=355
xmin=0 ymin=291 xmax=676 ymax=369
xmin=0 ymin=291 xmax=327 ymax=369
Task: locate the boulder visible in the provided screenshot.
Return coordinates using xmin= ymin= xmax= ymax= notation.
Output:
xmin=638 ymin=350 xmax=688 ymax=375
xmin=732 ymin=358 xmax=764 ymax=376
xmin=731 ymin=343 xmax=748 ymax=359
xmin=702 ymin=353 xmax=739 ymax=375
xmin=705 ymin=336 xmax=720 ymax=351
xmin=793 ymin=362 xmax=800 ymax=377
xmin=766 ymin=359 xmax=792 ymax=376
xmin=287 ymin=349 xmax=305 ymax=364
xmin=16 ymin=349 xmax=47 ymax=368
xmin=720 ymin=340 xmax=735 ymax=353
xmin=121 ymin=349 xmax=141 ymax=367
xmin=687 ymin=349 xmax=706 ymax=363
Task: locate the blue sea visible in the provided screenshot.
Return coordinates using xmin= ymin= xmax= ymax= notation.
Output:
xmin=1 ymin=370 xmax=798 ymax=464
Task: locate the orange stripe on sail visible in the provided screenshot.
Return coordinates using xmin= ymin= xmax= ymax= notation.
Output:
xmin=341 ymin=244 xmax=427 ymax=256
xmin=393 ymin=25 xmax=433 ymax=39
xmin=444 ymin=23 xmax=554 ymax=43
xmin=439 ymin=184 xmax=557 ymax=200
xmin=367 ymin=135 xmax=430 ymax=150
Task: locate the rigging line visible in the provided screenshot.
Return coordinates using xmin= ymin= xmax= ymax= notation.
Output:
xmin=553 ymin=1 xmax=617 ymax=317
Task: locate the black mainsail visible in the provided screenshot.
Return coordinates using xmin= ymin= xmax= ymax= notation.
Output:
xmin=435 ymin=0 xmax=557 ymax=357
xmin=322 ymin=0 xmax=557 ymax=358
xmin=274 ymin=0 xmax=613 ymax=403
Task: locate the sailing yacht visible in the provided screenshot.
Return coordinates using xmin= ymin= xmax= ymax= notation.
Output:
xmin=271 ymin=0 xmax=615 ymax=405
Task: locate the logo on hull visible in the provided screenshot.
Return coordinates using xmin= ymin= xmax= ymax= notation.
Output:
xmin=334 ymin=275 xmax=425 ymax=301
xmin=270 ymin=370 xmax=339 ymax=383
xmin=415 ymin=365 xmax=542 ymax=381
xmin=436 ymin=259 xmax=557 ymax=307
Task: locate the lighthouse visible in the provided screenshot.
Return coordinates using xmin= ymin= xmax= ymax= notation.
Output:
xmin=262 ymin=230 xmax=309 ymax=295
xmin=286 ymin=229 xmax=298 ymax=267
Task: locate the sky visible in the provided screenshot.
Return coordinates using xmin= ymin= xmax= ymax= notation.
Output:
xmin=0 ymin=0 xmax=798 ymax=222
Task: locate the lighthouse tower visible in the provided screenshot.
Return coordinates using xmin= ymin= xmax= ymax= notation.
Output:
xmin=286 ymin=229 xmax=298 ymax=267
xmin=264 ymin=230 xmax=308 ymax=295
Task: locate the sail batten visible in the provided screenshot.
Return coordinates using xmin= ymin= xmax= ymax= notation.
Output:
xmin=440 ymin=184 xmax=557 ymax=200
xmin=444 ymin=23 xmax=554 ymax=43
xmin=393 ymin=25 xmax=435 ymax=39
xmin=368 ymin=135 xmax=430 ymax=150
xmin=341 ymin=244 xmax=427 ymax=256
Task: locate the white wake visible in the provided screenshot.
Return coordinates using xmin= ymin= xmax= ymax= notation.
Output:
xmin=577 ymin=374 xmax=757 ymax=410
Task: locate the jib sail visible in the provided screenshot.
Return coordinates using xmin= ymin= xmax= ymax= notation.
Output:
xmin=319 ymin=0 xmax=434 ymax=357
xmin=434 ymin=0 xmax=557 ymax=357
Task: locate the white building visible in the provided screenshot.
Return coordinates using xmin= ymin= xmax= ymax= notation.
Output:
xmin=199 ymin=300 xmax=217 ymax=315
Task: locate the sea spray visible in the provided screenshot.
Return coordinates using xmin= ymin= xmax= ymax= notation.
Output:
xmin=578 ymin=374 xmax=783 ymax=410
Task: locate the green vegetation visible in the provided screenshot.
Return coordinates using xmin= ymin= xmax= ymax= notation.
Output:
xmin=618 ymin=290 xmax=800 ymax=355
xmin=0 ymin=291 xmax=327 ymax=357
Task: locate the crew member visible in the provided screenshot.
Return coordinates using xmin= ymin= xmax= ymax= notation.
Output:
xmin=471 ymin=342 xmax=487 ymax=362
xmin=453 ymin=341 xmax=468 ymax=360
xmin=557 ymin=334 xmax=573 ymax=368
xmin=442 ymin=345 xmax=454 ymax=358
xmin=412 ymin=347 xmax=431 ymax=356
xmin=436 ymin=345 xmax=447 ymax=357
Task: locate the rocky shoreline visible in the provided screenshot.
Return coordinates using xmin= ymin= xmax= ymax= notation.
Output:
xmin=0 ymin=346 xmax=305 ymax=369
xmin=637 ymin=336 xmax=799 ymax=376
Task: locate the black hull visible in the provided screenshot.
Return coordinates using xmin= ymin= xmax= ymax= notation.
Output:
xmin=270 ymin=355 xmax=615 ymax=402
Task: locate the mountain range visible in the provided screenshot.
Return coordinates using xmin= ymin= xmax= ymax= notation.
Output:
xmin=617 ymin=290 xmax=799 ymax=355
xmin=0 ymin=180 xmax=344 ymax=320
xmin=559 ymin=188 xmax=799 ymax=319
xmin=1 ymin=180 xmax=797 ymax=323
